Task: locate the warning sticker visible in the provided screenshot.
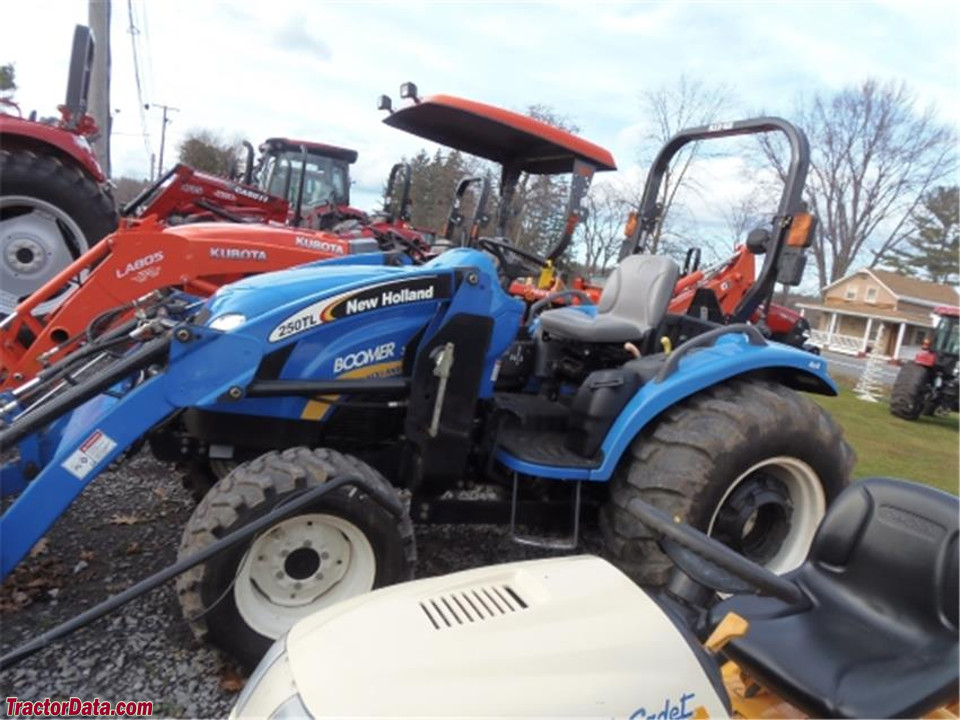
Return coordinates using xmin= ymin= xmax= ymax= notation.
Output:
xmin=62 ymin=430 xmax=118 ymax=480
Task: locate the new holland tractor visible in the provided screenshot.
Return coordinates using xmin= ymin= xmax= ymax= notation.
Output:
xmin=0 ymin=91 xmax=853 ymax=667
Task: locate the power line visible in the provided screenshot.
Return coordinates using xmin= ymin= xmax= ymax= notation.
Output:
xmin=140 ymin=0 xmax=154 ymax=99
xmin=126 ymin=0 xmax=151 ymax=158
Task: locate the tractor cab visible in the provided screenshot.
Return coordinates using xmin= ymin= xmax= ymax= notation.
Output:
xmin=380 ymin=83 xmax=616 ymax=269
xmin=930 ymin=307 xmax=960 ymax=358
xmin=256 ymin=138 xmax=363 ymax=229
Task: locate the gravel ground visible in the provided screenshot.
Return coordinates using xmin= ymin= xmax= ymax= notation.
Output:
xmin=1 ymin=453 xmax=601 ymax=718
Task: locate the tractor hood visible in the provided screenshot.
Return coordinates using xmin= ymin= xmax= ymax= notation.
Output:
xmin=204 ymin=259 xmax=408 ymax=324
xmin=231 ymin=556 xmax=728 ymax=719
xmin=203 ymin=248 xmax=500 ymax=330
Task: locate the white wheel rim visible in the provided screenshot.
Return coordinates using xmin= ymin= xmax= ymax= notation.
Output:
xmin=0 ymin=195 xmax=90 ymax=314
xmin=235 ymin=512 xmax=376 ymax=639
xmin=706 ymin=456 xmax=825 ymax=575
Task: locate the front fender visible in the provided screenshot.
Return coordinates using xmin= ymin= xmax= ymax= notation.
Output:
xmin=588 ymin=335 xmax=836 ymax=481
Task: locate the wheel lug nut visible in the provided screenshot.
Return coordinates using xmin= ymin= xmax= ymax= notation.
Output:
xmin=303 ymin=540 xmax=312 ymax=548
xmin=320 ymin=551 xmax=330 ymax=560
xmin=294 ymin=582 xmax=302 ymax=590
xmin=315 ymin=573 xmax=324 ymax=580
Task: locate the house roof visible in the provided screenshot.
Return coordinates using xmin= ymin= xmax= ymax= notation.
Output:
xmin=869 ymin=269 xmax=959 ymax=305
xmin=822 ymin=268 xmax=958 ymax=306
xmin=797 ymin=301 xmax=938 ymax=327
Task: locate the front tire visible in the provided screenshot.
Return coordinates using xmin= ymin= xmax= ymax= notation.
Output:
xmin=175 ymin=447 xmax=415 ymax=668
xmin=890 ymin=362 xmax=932 ymax=421
xmin=601 ymin=379 xmax=855 ymax=586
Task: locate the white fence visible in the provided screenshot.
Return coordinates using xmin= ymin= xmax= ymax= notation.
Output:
xmin=810 ymin=330 xmax=866 ymax=355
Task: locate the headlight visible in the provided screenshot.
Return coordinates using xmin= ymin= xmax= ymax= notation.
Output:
xmin=209 ymin=313 xmax=247 ymax=332
xmin=230 ymin=637 xmax=312 ymax=719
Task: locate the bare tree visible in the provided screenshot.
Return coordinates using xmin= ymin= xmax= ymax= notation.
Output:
xmin=758 ymin=79 xmax=956 ymax=287
xmin=638 ymin=75 xmax=736 ymax=253
xmin=577 ymin=185 xmax=631 ymax=275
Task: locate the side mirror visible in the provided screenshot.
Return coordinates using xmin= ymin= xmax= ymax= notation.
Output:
xmin=746 ymin=227 xmax=770 ymax=255
xmin=377 ymin=95 xmax=393 ymax=113
xmin=399 ymin=82 xmax=419 ymax=102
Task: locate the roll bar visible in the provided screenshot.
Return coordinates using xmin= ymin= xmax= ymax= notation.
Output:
xmin=383 ymin=163 xmax=413 ymax=223
xmin=623 ymin=117 xmax=812 ymax=323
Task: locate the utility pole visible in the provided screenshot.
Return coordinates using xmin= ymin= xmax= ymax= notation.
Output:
xmin=88 ymin=0 xmax=111 ymax=176
xmin=145 ymin=103 xmax=178 ymax=175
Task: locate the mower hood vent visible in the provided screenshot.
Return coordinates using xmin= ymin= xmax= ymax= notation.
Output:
xmin=419 ymin=584 xmax=528 ymax=630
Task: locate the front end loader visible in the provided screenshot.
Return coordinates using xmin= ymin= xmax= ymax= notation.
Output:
xmin=0 ymin=91 xmax=852 ymax=668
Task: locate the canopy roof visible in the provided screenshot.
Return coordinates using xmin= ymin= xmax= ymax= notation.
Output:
xmin=383 ymin=94 xmax=616 ymax=174
xmin=261 ymin=138 xmax=359 ymax=164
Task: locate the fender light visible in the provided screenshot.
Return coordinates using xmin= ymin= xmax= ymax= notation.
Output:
xmin=787 ymin=212 xmax=817 ymax=247
xmin=209 ymin=313 xmax=247 ymax=332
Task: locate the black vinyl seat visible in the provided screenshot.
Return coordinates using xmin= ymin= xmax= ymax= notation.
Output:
xmin=712 ymin=478 xmax=959 ymax=718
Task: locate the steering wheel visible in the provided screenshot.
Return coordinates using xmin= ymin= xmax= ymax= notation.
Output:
xmin=477 ymin=237 xmax=549 ymax=281
xmin=627 ymin=498 xmax=803 ymax=604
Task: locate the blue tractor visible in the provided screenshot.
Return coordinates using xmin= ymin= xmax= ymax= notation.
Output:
xmin=0 ymin=89 xmax=853 ymax=666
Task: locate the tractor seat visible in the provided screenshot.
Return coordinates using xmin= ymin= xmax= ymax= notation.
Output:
xmin=711 ymin=478 xmax=959 ymax=719
xmin=540 ymin=255 xmax=679 ymax=344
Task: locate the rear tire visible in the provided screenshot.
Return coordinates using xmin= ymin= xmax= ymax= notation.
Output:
xmin=175 ymin=447 xmax=415 ymax=668
xmin=890 ymin=362 xmax=932 ymax=421
xmin=0 ymin=149 xmax=117 ymax=313
xmin=601 ymin=379 xmax=855 ymax=586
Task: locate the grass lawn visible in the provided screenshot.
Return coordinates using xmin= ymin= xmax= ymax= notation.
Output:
xmin=811 ymin=382 xmax=958 ymax=495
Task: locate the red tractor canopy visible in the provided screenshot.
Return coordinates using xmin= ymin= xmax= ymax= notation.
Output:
xmin=381 ymin=88 xmax=616 ymax=261
xmin=382 ymin=94 xmax=615 ymax=174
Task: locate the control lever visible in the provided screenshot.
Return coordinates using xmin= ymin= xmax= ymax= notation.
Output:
xmin=428 ymin=342 xmax=455 ymax=438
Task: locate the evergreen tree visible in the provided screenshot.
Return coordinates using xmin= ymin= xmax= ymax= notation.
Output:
xmin=886 ymin=186 xmax=959 ymax=284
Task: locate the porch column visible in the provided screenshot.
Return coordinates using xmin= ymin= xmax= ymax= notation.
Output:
xmin=893 ymin=323 xmax=907 ymax=360
xmin=826 ymin=313 xmax=838 ymax=346
xmin=861 ymin=317 xmax=873 ymax=352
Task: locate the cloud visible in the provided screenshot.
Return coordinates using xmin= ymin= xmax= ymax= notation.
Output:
xmin=273 ymin=17 xmax=331 ymax=61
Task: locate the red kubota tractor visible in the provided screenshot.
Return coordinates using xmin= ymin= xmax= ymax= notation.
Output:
xmin=0 ymin=156 xmax=450 ymax=390
xmin=890 ymin=305 xmax=960 ymax=420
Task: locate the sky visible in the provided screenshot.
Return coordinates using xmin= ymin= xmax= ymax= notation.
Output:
xmin=2 ymin=0 xmax=958 ymax=243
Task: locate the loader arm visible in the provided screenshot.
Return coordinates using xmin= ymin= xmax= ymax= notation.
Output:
xmin=0 ymin=222 xmax=374 ymax=389
xmin=0 ymin=327 xmax=263 ymax=577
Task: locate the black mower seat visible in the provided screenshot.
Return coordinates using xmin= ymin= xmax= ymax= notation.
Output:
xmin=712 ymin=478 xmax=959 ymax=719
xmin=540 ymin=255 xmax=679 ymax=344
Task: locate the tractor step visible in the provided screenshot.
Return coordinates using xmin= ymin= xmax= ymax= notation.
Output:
xmin=498 ymin=427 xmax=602 ymax=469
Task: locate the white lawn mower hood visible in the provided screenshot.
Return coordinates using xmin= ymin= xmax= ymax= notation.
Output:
xmin=232 ymin=555 xmax=728 ymax=719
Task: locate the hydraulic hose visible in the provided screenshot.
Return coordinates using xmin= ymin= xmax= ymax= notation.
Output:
xmin=0 ymin=336 xmax=171 ymax=449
